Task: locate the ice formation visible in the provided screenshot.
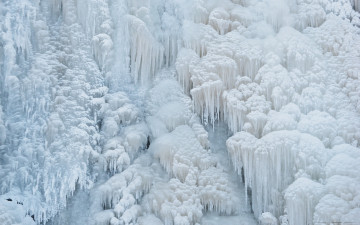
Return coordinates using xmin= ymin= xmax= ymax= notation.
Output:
xmin=1 ymin=0 xmax=360 ymax=225
xmin=143 ymin=78 xmax=241 ymax=224
xmin=174 ymin=0 xmax=360 ymax=224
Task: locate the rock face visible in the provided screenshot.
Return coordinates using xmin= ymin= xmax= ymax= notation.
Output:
xmin=0 ymin=0 xmax=359 ymax=225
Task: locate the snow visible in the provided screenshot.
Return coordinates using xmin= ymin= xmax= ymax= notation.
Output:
xmin=1 ymin=0 xmax=360 ymax=225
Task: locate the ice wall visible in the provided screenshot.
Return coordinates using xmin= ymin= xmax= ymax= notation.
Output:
xmin=174 ymin=0 xmax=360 ymax=224
xmin=1 ymin=0 xmax=360 ymax=224
xmin=0 ymin=0 xmax=111 ymax=223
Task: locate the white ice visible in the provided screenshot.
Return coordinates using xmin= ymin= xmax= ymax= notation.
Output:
xmin=0 ymin=0 xmax=360 ymax=225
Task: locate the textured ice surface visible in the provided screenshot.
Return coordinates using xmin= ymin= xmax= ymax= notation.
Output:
xmin=0 ymin=0 xmax=360 ymax=225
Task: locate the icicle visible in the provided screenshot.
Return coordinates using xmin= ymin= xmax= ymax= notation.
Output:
xmin=209 ymin=8 xmax=232 ymax=35
xmin=189 ymin=115 xmax=210 ymax=149
xmin=226 ymin=131 xmax=326 ymax=218
xmin=255 ymin=63 xmax=294 ymax=106
xmin=198 ymin=167 xmax=239 ymax=215
xmin=102 ymin=146 xmax=130 ymax=174
xmin=246 ymin=111 xmax=267 ymax=138
xmin=293 ymin=3 xmax=325 ymax=31
xmin=125 ymin=15 xmax=164 ymax=84
xmin=222 ymin=76 xmax=270 ymax=133
xmin=263 ymin=0 xmax=291 ymax=32
xmin=175 ymin=49 xmax=199 ymax=95
xmin=190 ymin=79 xmax=224 ymax=125
xmin=0 ymin=106 xmax=5 ymax=144
xmin=188 ymin=0 xmax=209 ymax=24
xmin=200 ymin=54 xmax=237 ymax=89
xmin=182 ymin=21 xmax=218 ymax=58
xmin=278 ymin=27 xmax=321 ymax=73
xmin=234 ymin=44 xmax=263 ymax=81
xmin=163 ymin=34 xmax=180 ymax=68
xmin=284 ymin=178 xmax=325 ymax=225
xmin=222 ymin=90 xmax=247 ymax=133
xmin=92 ymin=34 xmax=113 ymax=71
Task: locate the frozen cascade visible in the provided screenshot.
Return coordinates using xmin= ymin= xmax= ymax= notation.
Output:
xmin=1 ymin=0 xmax=109 ymax=223
xmin=1 ymin=0 xmax=360 ymax=225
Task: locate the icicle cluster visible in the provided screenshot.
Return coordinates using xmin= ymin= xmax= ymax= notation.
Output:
xmin=90 ymin=156 xmax=154 ymax=225
xmin=139 ymin=77 xmax=241 ymax=225
xmin=1 ymin=0 xmax=360 ymax=224
xmin=0 ymin=0 xmax=115 ymax=223
xmin=174 ymin=0 xmax=360 ymax=224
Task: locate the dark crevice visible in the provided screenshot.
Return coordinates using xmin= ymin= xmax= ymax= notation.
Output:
xmin=146 ymin=136 xmax=151 ymax=149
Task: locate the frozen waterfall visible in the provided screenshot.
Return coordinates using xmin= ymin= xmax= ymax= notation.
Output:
xmin=0 ymin=0 xmax=360 ymax=225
